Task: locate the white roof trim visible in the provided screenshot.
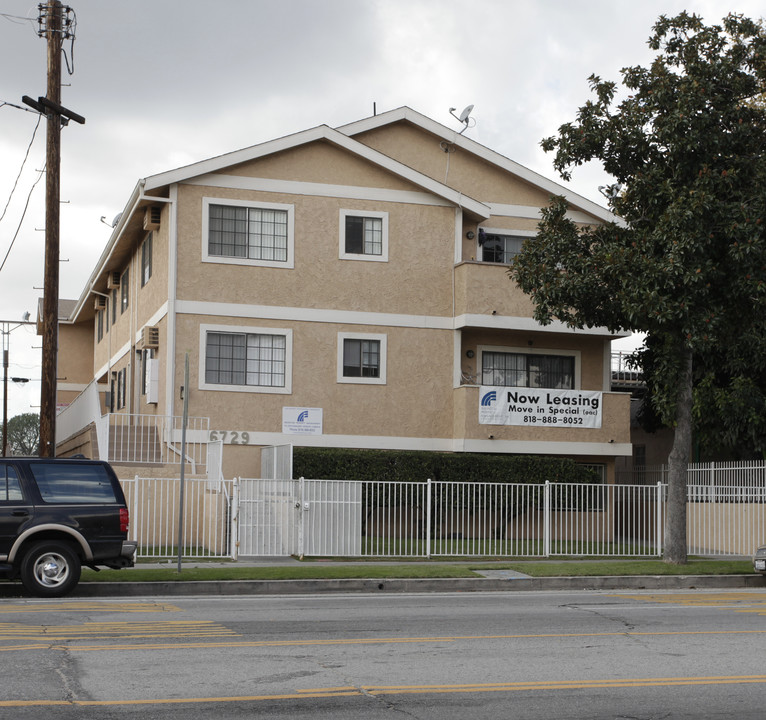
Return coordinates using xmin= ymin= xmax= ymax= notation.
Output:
xmin=143 ymin=124 xmax=490 ymax=220
xmin=337 ymin=107 xmax=620 ymax=225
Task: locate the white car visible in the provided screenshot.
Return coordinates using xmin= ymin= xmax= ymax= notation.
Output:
xmin=754 ymin=545 xmax=766 ymax=574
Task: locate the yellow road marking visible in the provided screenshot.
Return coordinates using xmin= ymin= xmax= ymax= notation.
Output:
xmin=2 ymin=675 xmax=766 ymax=706
xmin=611 ymin=592 xmax=766 ymax=615
xmin=0 ymin=620 xmax=237 ymax=641
xmin=0 ymin=602 xmax=181 ymax=614
xmin=611 ymin=592 xmax=766 ymax=606
xmin=2 ymin=627 xmax=765 ymax=653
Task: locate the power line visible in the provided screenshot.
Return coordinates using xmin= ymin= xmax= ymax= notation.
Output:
xmin=0 ymin=113 xmax=43 ymax=225
xmin=0 ymin=101 xmax=40 ymax=115
xmin=0 ymin=164 xmax=46 ymax=275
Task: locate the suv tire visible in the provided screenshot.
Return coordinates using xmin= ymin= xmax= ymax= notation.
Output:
xmin=20 ymin=541 xmax=82 ymax=598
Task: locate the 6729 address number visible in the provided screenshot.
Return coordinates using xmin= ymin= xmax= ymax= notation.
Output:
xmin=209 ymin=430 xmax=253 ymax=445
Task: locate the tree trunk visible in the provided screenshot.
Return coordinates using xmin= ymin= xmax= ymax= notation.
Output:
xmin=664 ymin=346 xmax=693 ymax=564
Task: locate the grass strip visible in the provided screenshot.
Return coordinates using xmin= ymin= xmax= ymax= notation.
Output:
xmin=80 ymin=564 xmax=482 ymax=583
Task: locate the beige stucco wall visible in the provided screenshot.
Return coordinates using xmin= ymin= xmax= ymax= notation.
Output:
xmin=454 ymin=262 xmax=537 ymax=318
xmin=227 ymin=141 xmax=429 ymax=192
xmin=175 ymin=186 xmax=457 ymax=317
xmin=178 ymin=314 xmax=455 ymax=440
xmin=59 ymin=322 xmax=94 ymax=385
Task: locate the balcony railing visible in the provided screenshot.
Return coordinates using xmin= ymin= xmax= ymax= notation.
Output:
xmin=611 ymin=351 xmax=643 ymax=389
xmin=99 ymin=413 xmax=210 ymax=473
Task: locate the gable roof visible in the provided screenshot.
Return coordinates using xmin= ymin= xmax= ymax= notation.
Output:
xmin=337 ymin=106 xmax=618 ymax=224
xmin=143 ymin=123 xmax=491 ymax=220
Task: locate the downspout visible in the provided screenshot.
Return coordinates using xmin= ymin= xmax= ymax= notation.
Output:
xmin=165 ymin=183 xmax=179 ymax=421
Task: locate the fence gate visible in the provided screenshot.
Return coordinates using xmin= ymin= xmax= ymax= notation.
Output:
xmin=260 ymin=444 xmax=293 ymax=480
xmin=301 ymin=479 xmax=363 ymax=556
xmin=236 ymin=478 xmax=299 ymax=556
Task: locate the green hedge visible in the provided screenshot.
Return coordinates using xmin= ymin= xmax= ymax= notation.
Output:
xmin=293 ymin=448 xmax=600 ymax=485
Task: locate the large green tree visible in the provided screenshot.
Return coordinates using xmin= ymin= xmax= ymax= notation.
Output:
xmin=511 ymin=13 xmax=766 ymax=563
xmin=7 ymin=412 xmax=40 ymax=456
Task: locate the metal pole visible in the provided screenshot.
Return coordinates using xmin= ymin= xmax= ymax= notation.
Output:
xmin=176 ymin=353 xmax=189 ymax=573
xmin=426 ymin=478 xmax=432 ymax=559
xmin=2 ymin=338 xmax=8 ymax=458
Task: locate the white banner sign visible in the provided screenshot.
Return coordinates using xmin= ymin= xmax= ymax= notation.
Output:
xmin=479 ymin=387 xmax=602 ymax=428
xmin=282 ymin=407 xmax=323 ymax=435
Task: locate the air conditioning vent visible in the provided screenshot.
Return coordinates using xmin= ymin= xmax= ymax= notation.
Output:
xmin=143 ymin=206 xmax=161 ymax=231
xmin=106 ymin=271 xmax=121 ymax=289
xmin=94 ymin=296 xmax=107 ymax=310
xmin=141 ymin=325 xmax=160 ymax=349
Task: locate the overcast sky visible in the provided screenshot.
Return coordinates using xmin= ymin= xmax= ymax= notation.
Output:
xmin=1 ymin=0 xmax=763 ymax=419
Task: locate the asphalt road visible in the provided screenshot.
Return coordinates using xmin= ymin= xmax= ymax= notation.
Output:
xmin=1 ymin=589 xmax=765 ymax=718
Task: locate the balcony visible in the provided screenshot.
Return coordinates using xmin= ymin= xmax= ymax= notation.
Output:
xmin=453 ymin=261 xmax=536 ymax=322
xmin=453 ymin=384 xmax=632 ymax=456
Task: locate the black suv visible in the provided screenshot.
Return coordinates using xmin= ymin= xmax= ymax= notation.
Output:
xmin=0 ymin=457 xmax=136 ymax=597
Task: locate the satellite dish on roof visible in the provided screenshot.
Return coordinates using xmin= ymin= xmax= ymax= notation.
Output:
xmin=99 ymin=212 xmax=123 ymax=228
xmin=449 ymin=105 xmax=475 ymax=134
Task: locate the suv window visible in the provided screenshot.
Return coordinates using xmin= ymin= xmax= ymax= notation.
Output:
xmin=29 ymin=463 xmax=119 ymax=504
xmin=0 ymin=465 xmax=23 ymax=502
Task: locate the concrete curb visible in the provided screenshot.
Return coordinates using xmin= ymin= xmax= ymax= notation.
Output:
xmin=55 ymin=573 xmax=766 ymax=597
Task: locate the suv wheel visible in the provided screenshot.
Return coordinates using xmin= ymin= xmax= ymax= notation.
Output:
xmin=20 ymin=541 xmax=82 ymax=598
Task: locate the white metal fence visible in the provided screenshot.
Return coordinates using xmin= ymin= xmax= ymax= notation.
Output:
xmin=122 ymin=477 xmax=234 ymax=559
xmin=122 ymin=470 xmax=766 ymax=560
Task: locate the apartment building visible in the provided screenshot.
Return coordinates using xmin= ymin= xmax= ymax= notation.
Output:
xmin=52 ymin=107 xmax=631 ymax=480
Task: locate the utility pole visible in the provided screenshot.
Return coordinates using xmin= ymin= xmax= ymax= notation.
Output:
xmin=23 ymin=2 xmax=84 ymax=457
xmin=39 ymin=0 xmax=62 ymax=458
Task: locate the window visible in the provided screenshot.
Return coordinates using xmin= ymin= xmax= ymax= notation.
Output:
xmin=120 ymin=268 xmax=129 ymax=314
xmin=96 ymin=309 xmax=104 ymax=342
xmin=339 ymin=210 xmax=388 ymax=261
xmin=141 ymin=232 xmax=152 ymax=287
xmin=141 ymin=349 xmax=152 ymax=395
xmin=480 ymin=231 xmax=526 ymax=264
xmin=203 ymin=198 xmax=294 ymax=268
xmin=0 ymin=465 xmax=22 ymax=502
xmin=115 ymin=367 xmax=127 ymax=409
xmin=30 ymin=463 xmax=118 ymax=504
xmin=111 ymin=288 xmax=117 ymax=325
xmin=482 ymin=351 xmax=574 ymax=389
xmin=200 ymin=325 xmax=292 ymax=394
xmin=337 ymin=333 xmax=387 ymax=384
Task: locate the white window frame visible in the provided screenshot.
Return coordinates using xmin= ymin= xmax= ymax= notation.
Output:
xmin=478 ymin=345 xmax=581 ymax=389
xmin=141 ymin=232 xmax=153 ymax=287
xmin=199 ymin=323 xmax=293 ymax=394
xmin=337 ymin=332 xmax=387 ymax=384
xmin=477 ymin=228 xmax=536 ymax=264
xmin=339 ymin=209 xmax=389 ymax=262
xmin=202 ymin=197 xmax=295 ymax=269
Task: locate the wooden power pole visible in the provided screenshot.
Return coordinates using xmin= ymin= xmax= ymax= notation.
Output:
xmin=23 ymin=2 xmax=84 ymax=456
xmin=38 ymin=0 xmax=63 ymax=457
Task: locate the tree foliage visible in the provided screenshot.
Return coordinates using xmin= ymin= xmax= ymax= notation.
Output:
xmin=7 ymin=413 xmax=40 ymax=456
xmin=511 ymin=13 xmax=766 ymax=561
